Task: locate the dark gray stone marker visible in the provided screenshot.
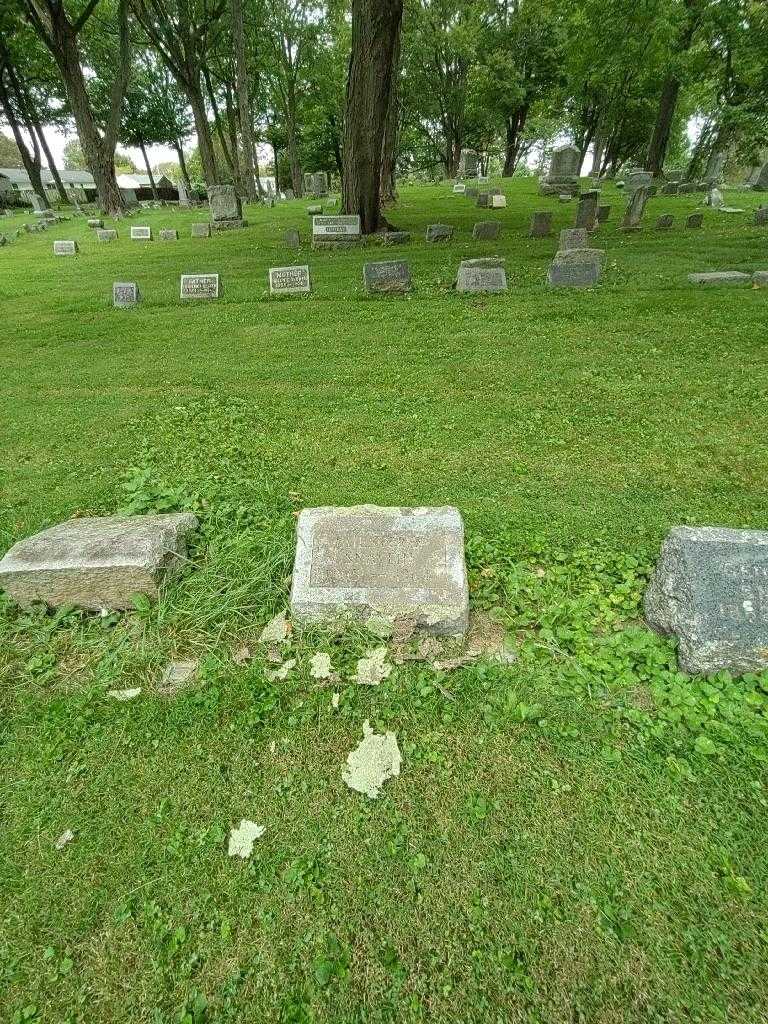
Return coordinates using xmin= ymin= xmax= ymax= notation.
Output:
xmin=425 ymin=224 xmax=453 ymax=242
xmin=547 ymin=249 xmax=602 ymax=288
xmin=113 ymin=282 xmax=139 ymax=307
xmin=755 ymin=207 xmax=768 ymax=226
xmin=679 ymin=183 xmax=697 ymax=194
xmin=476 ymin=193 xmax=489 ymax=208
xmin=597 ymin=205 xmax=611 ymax=223
xmin=472 ymin=221 xmax=501 ymax=241
xmin=209 ymin=184 xmax=245 ymax=229
xmin=97 ymin=229 xmax=117 ymax=242
xmin=456 ymin=264 xmax=506 ymax=293
xmin=575 ymin=189 xmax=600 ymax=230
xmin=620 ymin=186 xmax=649 ymax=230
xmin=191 ymin=223 xmax=210 ymax=238
xmin=381 ymin=231 xmax=411 ymax=245
xmin=528 ymin=211 xmax=552 ymax=237
xmin=688 ymin=271 xmax=750 ymax=286
xmin=363 ymin=260 xmax=412 ymax=294
xmin=686 ymin=213 xmax=704 ymax=228
xmin=661 ymin=183 xmax=679 ymax=196
xmin=87 ymin=218 xmax=103 ymax=228
xmin=655 ymin=214 xmax=674 ymax=229
xmin=559 ymin=228 xmax=587 ymax=250
xmin=284 ymin=228 xmax=301 ymax=247
xmin=645 ymin=526 xmax=768 ymax=675
xmin=53 ymin=240 xmax=77 ymax=255
xmin=160 ymin=228 xmax=178 ymax=241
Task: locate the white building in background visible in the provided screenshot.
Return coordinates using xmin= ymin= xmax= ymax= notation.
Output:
xmin=0 ymin=167 xmax=178 ymax=204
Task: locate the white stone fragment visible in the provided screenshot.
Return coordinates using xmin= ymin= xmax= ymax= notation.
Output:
xmin=228 ymin=820 xmax=266 ymax=858
xmin=310 ymin=652 xmax=333 ymax=679
xmin=55 ymin=829 xmax=75 ymax=849
xmin=266 ymin=658 xmax=296 ymax=681
xmin=342 ymin=720 xmax=401 ymax=798
xmin=259 ymin=611 xmax=290 ymax=643
xmin=107 ymin=687 xmax=142 ymax=701
xmin=355 ymin=646 xmax=393 ymax=686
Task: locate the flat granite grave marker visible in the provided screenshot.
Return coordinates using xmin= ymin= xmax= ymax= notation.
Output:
xmin=559 ymin=228 xmax=587 ymax=250
xmin=284 ymin=228 xmax=301 ymax=247
xmin=686 ymin=213 xmax=704 ymax=228
xmin=381 ymin=231 xmax=411 ymax=245
xmin=597 ymin=204 xmax=611 ymax=223
xmin=575 ymin=190 xmax=600 ymax=230
xmin=191 ymin=223 xmax=210 ymax=238
xmin=113 ymin=282 xmax=139 ymax=307
xmin=130 ymin=225 xmax=152 ymax=240
xmin=53 ymin=240 xmax=77 ymax=255
xmin=456 ymin=263 xmax=507 ymax=294
xmin=269 ymin=264 xmax=311 ymax=295
xmin=688 ymin=271 xmax=750 ymax=286
xmin=363 ymin=260 xmax=412 ymax=294
xmin=0 ymin=513 xmax=198 ymax=611
xmin=655 ymin=214 xmax=674 ymax=229
xmin=528 ymin=211 xmax=552 ymax=237
xmin=645 ymin=526 xmax=768 ymax=674
xmin=87 ymin=218 xmax=103 ymax=228
xmin=306 ymin=204 xmax=323 ymax=215
xmin=453 ymin=182 xmax=466 ymax=194
xmin=312 ymin=214 xmax=361 ymax=247
xmin=209 ymin=184 xmax=245 ymax=229
xmin=473 ymin=221 xmax=501 ymax=241
xmin=620 ymin=186 xmax=649 ymax=230
xmin=488 ymin=194 xmax=506 ymax=208
xmin=547 ymin=249 xmax=602 ymax=288
xmin=160 ymin=228 xmax=178 ymax=241
xmin=180 ymin=273 xmax=219 ymax=299
xmin=754 ymin=207 xmax=768 ymax=226
xmin=290 ymin=505 xmax=469 ymax=635
xmin=425 ymin=224 xmax=453 ymax=242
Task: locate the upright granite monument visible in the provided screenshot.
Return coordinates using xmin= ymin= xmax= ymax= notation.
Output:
xmin=540 ymin=144 xmax=580 ymax=197
xmin=209 ymin=184 xmax=245 ymax=230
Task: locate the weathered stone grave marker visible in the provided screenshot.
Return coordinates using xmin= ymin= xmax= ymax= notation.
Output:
xmin=113 ymin=282 xmax=139 ymax=307
xmin=488 ymin=194 xmax=506 ymax=208
xmin=453 ymin=182 xmax=466 ymax=194
xmin=381 ymin=231 xmax=411 ymax=245
xmin=456 ymin=262 xmax=507 ymax=293
xmin=209 ymin=184 xmax=245 ymax=230
xmin=655 ymin=214 xmax=674 ymax=229
xmin=547 ymin=249 xmax=602 ymax=288
xmin=289 ymin=505 xmax=469 ymax=634
xmin=540 ymin=143 xmax=580 ymax=196
xmin=180 ymin=273 xmax=220 ymax=299
xmin=620 ymin=186 xmax=649 ymax=230
xmin=269 ymin=265 xmax=311 ymax=295
xmin=0 ymin=513 xmax=198 ymax=611
xmin=160 ymin=228 xmax=178 ymax=241
xmin=363 ymin=260 xmax=412 ymax=294
xmin=425 ymin=223 xmax=453 ymax=242
xmin=97 ymin=228 xmax=118 ymax=242
xmin=528 ymin=211 xmax=552 ymax=237
xmin=755 ymin=207 xmax=768 ymax=226
xmin=87 ymin=218 xmax=103 ymax=228
xmin=312 ymin=214 xmax=361 ymax=247
xmin=597 ymin=204 xmax=611 ymax=223
xmin=53 ymin=240 xmax=77 ymax=255
xmin=559 ymin=227 xmax=587 ymax=250
xmin=575 ymin=189 xmax=600 ymax=230
xmin=284 ymin=228 xmax=301 ymax=247
xmin=688 ymin=271 xmax=749 ymax=287
xmin=130 ymin=226 xmax=152 ymax=240
xmin=686 ymin=213 xmax=704 ymax=229
xmin=191 ymin=223 xmax=210 ymax=238
xmin=476 ymin=193 xmax=489 ymax=208
xmin=645 ymin=526 xmax=768 ymax=674
xmin=473 ymin=221 xmax=501 ymax=241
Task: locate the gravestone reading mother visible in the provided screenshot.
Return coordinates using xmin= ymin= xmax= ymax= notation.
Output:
xmin=645 ymin=526 xmax=768 ymax=674
xmin=290 ymin=505 xmax=469 ymax=634
xmin=209 ymin=184 xmax=245 ymax=230
xmin=269 ymin=265 xmax=311 ymax=295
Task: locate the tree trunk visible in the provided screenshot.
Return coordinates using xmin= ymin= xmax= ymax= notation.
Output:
xmin=187 ymin=82 xmax=219 ymax=185
xmin=271 ymin=139 xmax=280 ymax=191
xmin=502 ymin=106 xmax=529 ymax=177
xmin=0 ymin=68 xmax=49 ymax=208
xmin=139 ymin=141 xmax=159 ymax=199
xmin=645 ymin=74 xmax=680 ymax=174
xmin=379 ymin=32 xmax=400 ymax=203
xmin=203 ymin=65 xmax=236 ymax=180
xmin=173 ymin=140 xmax=192 ymax=191
xmin=224 ymin=83 xmax=244 ymax=192
xmin=285 ymin=88 xmax=303 ymax=196
xmin=589 ymin=129 xmax=605 ymax=177
xmin=37 ymin=125 xmax=68 ymax=203
xmin=342 ymin=0 xmax=403 ymax=233
xmin=231 ymin=0 xmax=257 ymax=201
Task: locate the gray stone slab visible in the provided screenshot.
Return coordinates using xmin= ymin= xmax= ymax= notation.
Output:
xmin=645 ymin=526 xmax=768 ymax=674
xmin=559 ymin=228 xmax=587 ymax=251
xmin=655 ymin=214 xmax=674 ymax=229
xmin=363 ymin=260 xmax=412 ymax=293
xmin=113 ymin=282 xmax=139 ymax=307
xmin=661 ymin=182 xmax=679 ymax=196
xmin=306 ymin=204 xmax=323 ymax=215
xmin=160 ymin=228 xmax=178 ymax=241
xmin=191 ymin=223 xmax=210 ymax=238
xmin=686 ymin=213 xmax=704 ymax=229
xmin=752 ymin=271 xmax=768 ymax=286
xmin=620 ymin=186 xmax=649 ymax=230
xmin=547 ymin=248 xmax=602 ymax=288
xmin=0 ymin=513 xmax=198 ymax=611
xmin=312 ymin=214 xmax=361 ymax=246
xmin=575 ymin=190 xmax=600 ymax=229
xmin=87 ymin=218 xmax=103 ymax=228
xmin=456 ymin=264 xmax=506 ymax=293
xmin=473 ymin=221 xmax=501 ymax=241
xmin=425 ymin=224 xmax=453 ymax=242
xmin=53 ymin=240 xmax=77 ymax=255
xmin=597 ymin=204 xmax=611 ymax=223
xmin=381 ymin=231 xmax=411 ymax=245
xmin=290 ymin=505 xmax=469 ymax=634
xmin=688 ymin=271 xmax=750 ymax=286
xmin=755 ymin=207 xmax=768 ymax=226
xmin=528 ymin=211 xmax=552 ymax=237
xmin=460 ymin=257 xmax=505 ymax=269
xmin=96 ymin=228 xmax=117 ymax=242
xmin=130 ymin=226 xmax=152 ymax=240
xmin=180 ymin=273 xmax=219 ymax=299
xmin=284 ymin=228 xmax=301 ymax=247
xmin=269 ymin=264 xmax=311 ymax=295
xmin=209 ymin=184 xmax=244 ymax=229
xmin=476 ymin=193 xmax=489 ymax=208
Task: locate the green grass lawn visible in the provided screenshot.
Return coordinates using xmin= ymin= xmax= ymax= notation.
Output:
xmin=2 ymin=180 xmax=768 ymax=1023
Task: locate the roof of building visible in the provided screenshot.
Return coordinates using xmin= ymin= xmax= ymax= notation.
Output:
xmin=0 ymin=167 xmax=96 ymax=187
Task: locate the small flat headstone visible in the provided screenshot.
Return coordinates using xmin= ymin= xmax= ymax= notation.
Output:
xmin=597 ymin=204 xmax=611 ymax=223
xmin=180 ymin=273 xmax=220 ymax=299
xmin=307 ymin=204 xmax=323 ymax=215
xmin=455 ymin=263 xmax=506 ymax=293
xmin=476 ymin=193 xmax=489 ymax=208
xmin=645 ymin=526 xmax=768 ymax=674
xmin=269 ymin=264 xmax=311 ymax=295
xmin=686 ymin=213 xmax=704 ymax=229
xmin=381 ymin=231 xmax=410 ymax=245
xmin=97 ymin=229 xmax=117 ymax=242
xmin=754 ymin=207 xmax=768 ymax=226
xmin=87 ymin=218 xmax=103 ymax=228
xmin=113 ymin=282 xmax=139 ymax=307
xmin=488 ymin=194 xmax=506 ymax=208
xmin=528 ymin=211 xmax=552 ymax=238
xmin=130 ymin=226 xmax=152 ymax=240
xmin=559 ymin=228 xmax=587 ymax=250
xmin=473 ymin=221 xmax=501 ymax=241
xmin=547 ymin=248 xmax=602 ymax=288
xmin=460 ymin=258 xmax=505 ymax=269
xmin=284 ymin=228 xmax=301 ymax=247
xmin=191 ymin=223 xmax=210 ymax=238
xmin=688 ymin=271 xmax=750 ymax=287
xmin=661 ymin=183 xmax=679 ymax=196
xmin=425 ymin=224 xmax=453 ymax=242
xmin=452 ymin=182 xmax=466 ymax=194
xmin=363 ymin=260 xmax=411 ymax=294
xmin=0 ymin=513 xmax=198 ymax=611
xmin=465 ymin=187 xmax=478 ymax=198
xmin=655 ymin=214 xmax=674 ymax=229
xmin=312 ymin=214 xmax=361 ymax=246
xmin=160 ymin=228 xmax=178 ymax=241
xmin=290 ymin=505 xmax=469 ymax=634
xmin=53 ymin=240 xmax=77 ymax=256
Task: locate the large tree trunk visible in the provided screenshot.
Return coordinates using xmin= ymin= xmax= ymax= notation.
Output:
xmin=139 ymin=141 xmax=159 ymax=199
xmin=342 ymin=0 xmax=403 ymax=233
xmin=0 ymin=68 xmax=49 ymax=208
xmin=173 ymin=140 xmax=192 ymax=191
xmin=645 ymin=75 xmax=680 ymax=175
xmin=379 ymin=32 xmax=400 ymax=204
xmin=231 ymin=0 xmax=257 ymax=201
xmin=36 ymin=124 xmax=68 ymax=203
xmin=187 ymin=82 xmax=219 ymax=185
xmin=285 ymin=88 xmax=303 ymax=196
xmin=270 ymin=139 xmax=280 ymax=192
xmin=203 ymin=65 xmax=236 ymax=180
xmin=589 ymin=128 xmax=605 ymax=177
xmin=502 ymin=106 xmax=529 ymax=177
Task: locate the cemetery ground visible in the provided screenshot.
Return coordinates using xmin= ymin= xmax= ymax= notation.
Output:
xmin=2 ymin=179 xmax=768 ymax=1024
